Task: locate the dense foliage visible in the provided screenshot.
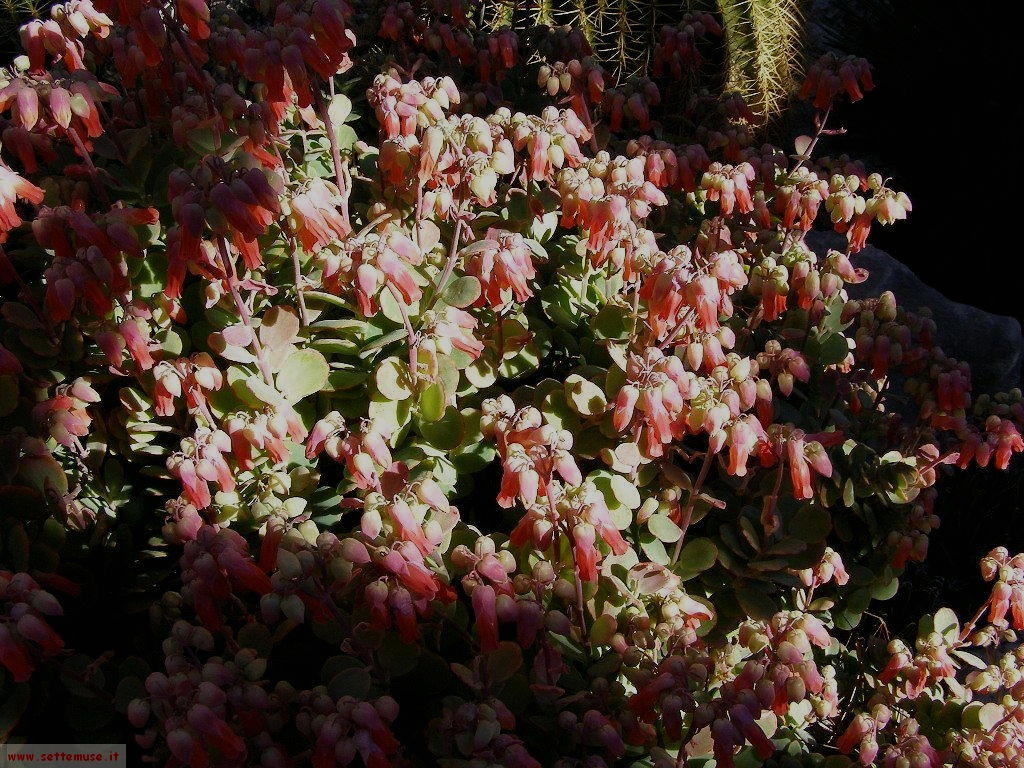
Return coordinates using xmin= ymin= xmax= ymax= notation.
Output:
xmin=1 ymin=1 xmax=1024 ymax=766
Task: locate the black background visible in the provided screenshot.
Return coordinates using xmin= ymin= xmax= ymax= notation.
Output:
xmin=811 ymin=0 xmax=1024 ymax=326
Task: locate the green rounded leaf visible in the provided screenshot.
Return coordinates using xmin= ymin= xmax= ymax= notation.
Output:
xmin=564 ymin=373 xmax=607 ymax=416
xmin=440 ymin=275 xmax=481 ymax=308
xmin=419 ymin=407 xmax=465 ymax=450
xmin=485 ymin=642 xmax=523 ymax=684
xmin=277 ymin=348 xmax=330 ymax=401
xmin=674 ymin=538 xmax=719 ymax=580
xmin=374 ymin=357 xmax=414 ymax=401
xmin=260 ymin=305 xmax=300 ymax=351
xmin=328 ymin=666 xmax=372 ymax=700
xmin=418 ymin=382 xmax=446 ymax=422
xmin=0 ymin=375 xmax=18 ymax=417
xmin=789 ymin=505 xmax=832 ymax=542
xmin=648 ymin=513 xmax=683 ymax=544
xmin=327 ymin=93 xmax=353 ymax=127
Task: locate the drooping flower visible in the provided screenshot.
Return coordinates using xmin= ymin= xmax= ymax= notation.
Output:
xmin=288 ymin=177 xmax=350 ymax=252
xmin=463 ymin=229 xmax=537 ymax=312
xmin=0 ymin=163 xmax=45 ymax=238
xmin=981 ymin=547 xmax=1024 ymax=629
xmin=483 ymin=399 xmax=582 ymax=509
xmin=320 ymin=226 xmax=423 ymax=317
xmin=32 ymin=377 xmax=100 ymax=450
xmin=612 ymin=348 xmax=699 ymax=458
xmin=800 ymin=53 xmax=874 ymax=109
xmin=0 ymin=571 xmax=65 ymax=683
xmin=700 ymin=162 xmax=755 ymax=215
xmin=785 ymin=430 xmax=832 ymax=500
xmin=167 ymin=427 xmax=236 ymax=509
xmin=180 ymin=526 xmax=272 ymax=630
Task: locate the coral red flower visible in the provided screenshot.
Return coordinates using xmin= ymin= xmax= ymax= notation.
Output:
xmin=464 ymin=229 xmax=537 ymax=311
xmin=0 ymin=163 xmax=44 ymax=238
xmin=288 ymin=177 xmax=350 ymax=252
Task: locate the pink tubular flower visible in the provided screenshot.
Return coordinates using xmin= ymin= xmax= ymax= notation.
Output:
xmin=785 ymin=431 xmax=832 ymax=500
xmin=419 ymin=306 xmax=483 ymax=362
xmin=584 ymin=194 xmax=631 ymax=264
xmin=304 ymin=410 xmax=347 ymax=460
xmin=774 ymin=168 xmax=829 ymax=231
xmin=757 ymin=340 xmax=810 ymax=397
xmin=613 ymin=348 xmax=699 ymax=459
xmin=686 ymin=274 xmax=721 ymax=332
xmin=604 ymin=155 xmax=669 ymax=219
xmin=981 ymin=547 xmax=1024 ymax=629
xmin=472 ymin=583 xmax=499 ymax=652
xmin=729 ymin=705 xmax=775 ymax=760
xmin=837 ymin=707 xmax=891 ymax=766
xmin=961 ymin=416 xmax=1024 ymax=472
xmin=572 ymin=523 xmax=600 ymax=582
xmin=170 ymin=161 xmax=281 ymax=273
xmin=347 ymin=430 xmax=395 ymax=491
xmin=798 ymin=547 xmax=850 ymax=588
xmin=652 ymin=12 xmax=722 ymax=78
xmin=380 ymin=542 xmax=455 ymax=604
xmin=0 ymin=163 xmax=45 ymax=237
xmin=881 ymin=720 xmax=941 ymax=768
xmin=463 ymin=229 xmax=537 ymax=311
xmin=152 ymin=353 xmax=223 ymax=421
xmin=509 ymin=481 xmax=627 ymax=583
xmin=0 ymin=571 xmax=65 ymax=683
xmin=498 ymin=446 xmax=541 ymax=509
xmin=305 ymin=413 xmax=397 ymax=492
xmin=725 ymin=416 xmax=767 ymax=477
xmin=20 ymin=1 xmax=113 ymax=71
xmin=321 ymin=226 xmax=423 ymax=317
xmin=367 ymin=74 xmax=459 ymax=139
xmin=33 ymin=377 xmax=100 ymax=449
xmin=109 ymin=315 xmax=156 ymax=370
xmin=641 ymin=246 xmax=746 ymax=342
xmin=288 ymin=177 xmax=351 ymax=252
xmin=510 ymin=106 xmax=589 ymax=183
xmin=177 ymin=0 xmax=211 ymax=40
xmin=161 ymin=498 xmax=205 ymax=544
xmin=167 ymin=428 xmax=235 ymax=509
xmin=181 ymin=526 xmax=272 ymax=630
xmin=483 ymin=400 xmax=581 ymax=509
xmin=310 ymin=697 xmax=401 ymax=768
xmin=800 ymin=53 xmax=874 ymax=109
xmin=700 ymin=162 xmax=755 ymax=215
xmin=224 ymin=408 xmax=301 ymax=470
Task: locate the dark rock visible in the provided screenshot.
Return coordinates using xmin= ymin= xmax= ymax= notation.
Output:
xmin=805 ymin=230 xmax=1023 ymax=393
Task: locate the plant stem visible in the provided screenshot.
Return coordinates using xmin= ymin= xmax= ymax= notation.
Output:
xmin=427 ymin=207 xmax=466 ymax=309
xmin=285 ymin=230 xmax=310 ymax=326
xmin=792 ymin=105 xmax=832 ymax=173
xmin=670 ymin=450 xmax=715 ymax=564
xmin=216 ymin=237 xmax=274 ymax=386
xmin=313 ymin=88 xmax=351 ymax=228
xmin=269 ymin=142 xmax=310 ymax=326
xmin=160 ymin=9 xmax=216 ymax=118
xmin=575 ymin=95 xmax=600 ymax=154
xmin=388 ymin=284 xmax=418 ymax=387
xmin=66 ymin=127 xmax=109 ymax=205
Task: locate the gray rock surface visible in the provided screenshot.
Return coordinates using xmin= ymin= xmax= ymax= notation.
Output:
xmin=805 ymin=230 xmax=1023 ymax=393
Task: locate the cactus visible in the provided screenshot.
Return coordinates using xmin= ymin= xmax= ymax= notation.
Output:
xmin=480 ymin=0 xmax=806 ymax=116
xmin=717 ymin=0 xmax=804 ymax=116
xmin=0 ymin=0 xmax=50 ymax=53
